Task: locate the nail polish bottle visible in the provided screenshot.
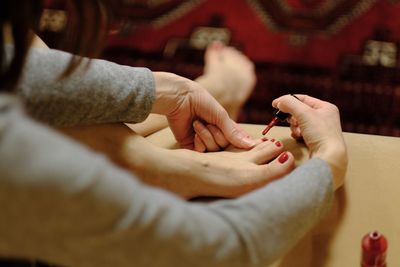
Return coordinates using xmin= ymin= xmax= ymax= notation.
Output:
xmin=361 ymin=231 xmax=388 ymax=267
xmin=262 ymin=94 xmax=299 ymax=135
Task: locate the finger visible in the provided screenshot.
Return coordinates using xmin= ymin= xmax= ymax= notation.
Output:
xmin=193 ymin=120 xmax=220 ymax=152
xmin=194 ymin=134 xmax=206 ymax=152
xmin=167 ymin=116 xmax=195 ymax=150
xmin=207 ymin=124 xmax=229 ymax=148
xmin=271 ymin=94 xmax=314 ymax=119
xmin=192 ymin=86 xmax=255 ymax=149
xmin=287 ymin=115 xmax=299 ymax=127
xmin=293 ymin=94 xmax=330 ymax=109
xmin=233 ymin=121 xmax=253 ymax=140
xmin=217 ymin=115 xmax=256 ymax=149
xmin=290 ymin=124 xmax=302 ymax=140
xmin=272 ymin=94 xmax=327 ymax=110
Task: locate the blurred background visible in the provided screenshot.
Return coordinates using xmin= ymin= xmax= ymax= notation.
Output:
xmin=39 ymin=0 xmax=400 ymax=137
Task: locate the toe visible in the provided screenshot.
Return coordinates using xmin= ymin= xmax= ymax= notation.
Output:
xmin=205 ymin=41 xmax=224 ymax=64
xmin=260 ymin=151 xmax=295 ymax=181
xmin=246 ymin=138 xmax=286 ymax=164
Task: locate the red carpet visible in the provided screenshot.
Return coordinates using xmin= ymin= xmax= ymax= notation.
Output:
xmin=42 ymin=0 xmax=400 ymax=136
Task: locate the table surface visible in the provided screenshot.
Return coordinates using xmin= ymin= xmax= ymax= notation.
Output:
xmin=146 ymin=124 xmax=400 ymax=267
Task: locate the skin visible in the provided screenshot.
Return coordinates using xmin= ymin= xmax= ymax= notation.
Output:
xmin=272 ymin=94 xmax=348 ymax=190
xmin=25 ymin=32 xmax=256 ymax=151
xmin=63 ymin=93 xmax=349 ymax=198
xmin=193 ymin=94 xmax=348 ymax=191
xmin=128 ymin=42 xmax=256 ymax=137
xmin=26 ymin=34 xmax=295 ymax=198
xmin=61 ymin=123 xmax=295 ymax=199
xmin=196 ymin=42 xmax=256 ymax=120
xmin=26 ymin=35 xmax=345 ymax=197
xmin=150 ymin=71 xmax=255 ymax=150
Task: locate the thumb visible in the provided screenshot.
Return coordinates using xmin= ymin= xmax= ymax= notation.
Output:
xmin=273 ymin=94 xmax=312 ymax=119
xmin=218 ymin=117 xmax=255 ymax=149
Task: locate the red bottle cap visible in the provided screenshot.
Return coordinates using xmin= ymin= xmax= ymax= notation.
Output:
xmin=361 ymin=231 xmax=388 ymax=267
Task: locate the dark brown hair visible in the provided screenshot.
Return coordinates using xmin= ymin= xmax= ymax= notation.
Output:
xmin=0 ymin=0 xmax=112 ymax=91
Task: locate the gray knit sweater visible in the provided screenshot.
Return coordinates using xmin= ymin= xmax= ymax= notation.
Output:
xmin=0 ymin=47 xmax=333 ymax=267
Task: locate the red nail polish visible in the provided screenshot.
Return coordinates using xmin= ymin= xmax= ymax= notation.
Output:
xmin=270 ymin=138 xmax=275 ymax=142
xmin=212 ymin=41 xmax=223 ymax=49
xmin=275 ymin=141 xmax=282 ymax=147
xmin=361 ymin=231 xmax=387 ymax=267
xmin=278 ymin=152 xmax=288 ymax=164
xmin=262 ymin=137 xmax=268 ymax=142
xmin=262 ymin=117 xmax=279 ymax=135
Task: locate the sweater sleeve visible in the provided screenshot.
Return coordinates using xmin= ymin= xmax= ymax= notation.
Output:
xmin=0 ymin=96 xmax=333 ymax=267
xmin=15 ymin=47 xmax=155 ymax=126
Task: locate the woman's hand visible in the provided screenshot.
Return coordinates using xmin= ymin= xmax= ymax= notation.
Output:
xmin=272 ymin=94 xmax=348 ymax=190
xmin=151 ymin=72 xmax=255 ymax=150
xmin=192 ymin=120 xmax=229 ymax=152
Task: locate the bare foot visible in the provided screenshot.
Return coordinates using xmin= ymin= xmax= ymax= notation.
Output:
xmin=127 ymin=42 xmax=256 ymax=137
xmin=62 ymin=123 xmax=294 ymax=199
xmin=128 ymin=135 xmax=295 ymax=199
xmin=196 ymin=42 xmax=256 ymax=120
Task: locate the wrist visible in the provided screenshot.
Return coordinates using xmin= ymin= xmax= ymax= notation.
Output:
xmin=311 ymin=142 xmax=348 ymax=190
xmin=151 ymin=72 xmax=190 ymax=116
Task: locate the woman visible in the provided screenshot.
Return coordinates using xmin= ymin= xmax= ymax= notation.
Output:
xmin=0 ymin=1 xmax=347 ymax=266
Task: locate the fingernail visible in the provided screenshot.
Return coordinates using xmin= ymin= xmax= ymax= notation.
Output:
xmin=278 ymin=152 xmax=289 ymax=164
xmin=275 ymin=141 xmax=282 ymax=147
xmin=262 ymin=137 xmax=268 ymax=142
xmin=193 ymin=120 xmax=204 ymax=131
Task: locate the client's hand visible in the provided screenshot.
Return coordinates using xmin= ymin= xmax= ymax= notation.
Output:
xmin=151 ymin=72 xmax=255 ymax=150
xmin=272 ymin=94 xmax=348 ymax=190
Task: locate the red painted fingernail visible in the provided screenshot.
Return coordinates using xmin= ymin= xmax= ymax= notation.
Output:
xmin=275 ymin=141 xmax=282 ymax=147
xmin=270 ymin=138 xmax=275 ymax=142
xmin=262 ymin=137 xmax=268 ymax=142
xmin=278 ymin=152 xmax=289 ymax=164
